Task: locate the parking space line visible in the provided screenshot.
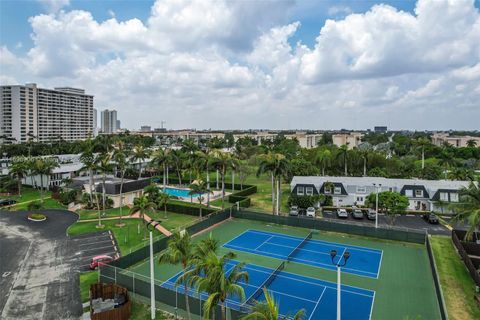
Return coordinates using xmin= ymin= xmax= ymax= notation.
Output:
xmin=79 ymin=244 xmax=116 ymax=252
xmin=78 ymin=239 xmax=112 ymax=247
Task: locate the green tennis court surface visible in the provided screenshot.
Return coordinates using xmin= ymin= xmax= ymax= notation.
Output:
xmin=128 ymin=218 xmax=441 ymax=320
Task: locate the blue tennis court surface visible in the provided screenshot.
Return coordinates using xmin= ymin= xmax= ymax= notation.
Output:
xmin=162 ymin=260 xmax=375 ymax=320
xmin=223 ymin=229 xmax=383 ymax=278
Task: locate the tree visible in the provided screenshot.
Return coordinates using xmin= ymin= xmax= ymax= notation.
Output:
xmin=170 ymin=149 xmax=185 ymax=185
xmin=151 ymin=148 xmax=169 ymax=190
xmin=132 ymin=145 xmax=150 ymax=179
xmin=257 ymin=153 xmax=277 ymax=214
xmin=194 ymin=150 xmax=212 ymax=207
xmin=157 ymin=192 xmax=170 ymax=219
xmin=336 ymin=145 xmax=349 ymax=176
xmin=129 ymin=195 xmax=156 ymax=240
xmin=210 ymin=150 xmax=233 ymax=209
xmin=241 ymin=287 xmax=305 ymax=320
xmin=237 ymin=163 xmax=253 ymax=190
xmin=187 ymin=251 xmax=248 ymax=320
xmin=452 ymin=177 xmax=480 ymax=240
xmin=32 ymin=157 xmax=59 ymax=205
xmin=113 ymin=139 xmax=129 ymax=226
xmin=158 ymin=232 xmax=195 ymax=320
xmin=438 ymin=149 xmax=457 ymax=179
xmin=357 ymin=143 xmax=372 ymax=176
xmin=80 ymin=139 xmax=97 ymax=205
xmin=272 ymin=154 xmax=290 ymax=215
xmin=97 ymin=152 xmax=114 ymax=221
xmin=313 ymin=149 xmax=332 ymax=176
xmin=9 ymin=157 xmax=28 ymax=196
xmin=366 ymin=191 xmax=409 ymax=225
xmin=466 ymin=139 xmax=477 ymax=148
xmin=413 ymin=137 xmax=431 ymax=170
xmin=188 ymin=179 xmax=212 ymax=218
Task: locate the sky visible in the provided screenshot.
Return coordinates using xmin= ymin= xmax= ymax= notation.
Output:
xmin=0 ymin=0 xmax=479 ymax=131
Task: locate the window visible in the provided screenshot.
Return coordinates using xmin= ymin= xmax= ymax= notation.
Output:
xmin=324 ymin=186 xmax=332 ymax=194
xmin=450 ymin=193 xmax=459 ymax=202
xmin=334 ymin=187 xmax=341 ymax=194
xmin=306 ymin=187 xmax=313 ymax=196
xmin=356 ymin=186 xmax=366 ymax=193
xmin=415 ymin=189 xmax=423 ymax=197
xmin=405 ymin=189 xmax=413 ymax=197
xmin=356 ymin=196 xmax=364 ymax=202
xmin=297 ymin=186 xmax=305 ymax=196
xmin=439 ymin=192 xmax=448 ymax=201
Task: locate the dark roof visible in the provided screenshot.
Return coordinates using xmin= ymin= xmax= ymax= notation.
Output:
xmin=95 ymin=178 xmax=150 ymax=195
xmin=400 ymin=185 xmax=429 ymax=198
xmin=431 ymin=189 xmax=459 ymax=202
xmin=319 ymin=182 xmax=348 ymax=196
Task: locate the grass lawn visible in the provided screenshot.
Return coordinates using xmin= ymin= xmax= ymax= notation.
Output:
xmin=148 ymin=211 xmax=200 ymax=232
xmin=77 ymin=206 xmax=130 ymax=220
xmin=68 ymin=218 xmax=163 ymax=255
xmin=8 ymin=197 xmax=65 ymax=211
xmin=79 ymin=271 xmax=98 ymax=302
xmin=2 ymin=186 xmax=51 ymax=202
xmin=431 ymin=236 xmax=480 ymax=320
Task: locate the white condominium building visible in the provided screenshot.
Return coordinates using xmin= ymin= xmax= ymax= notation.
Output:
xmin=100 ymin=109 xmax=118 ymax=134
xmin=0 ymin=83 xmax=94 ymax=143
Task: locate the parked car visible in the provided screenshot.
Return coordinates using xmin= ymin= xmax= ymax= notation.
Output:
xmin=289 ymin=206 xmax=299 ymax=216
xmin=337 ymin=208 xmax=348 ymax=218
xmin=423 ymin=213 xmax=439 ymax=224
xmin=306 ymin=207 xmax=316 ymax=218
xmin=0 ymin=199 xmax=16 ymax=207
xmin=365 ymin=209 xmax=377 ymax=220
xmin=352 ymin=208 xmax=364 ymax=219
xmin=89 ymin=255 xmax=114 ymax=270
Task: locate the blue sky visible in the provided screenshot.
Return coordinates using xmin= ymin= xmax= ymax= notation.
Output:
xmin=1 ymin=0 xmax=479 ymax=130
xmin=1 ymin=0 xmax=422 ymax=54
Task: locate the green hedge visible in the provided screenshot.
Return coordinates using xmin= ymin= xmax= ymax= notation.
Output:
xmin=166 ymin=202 xmax=217 ymax=216
xmin=228 ymin=185 xmax=256 ymax=207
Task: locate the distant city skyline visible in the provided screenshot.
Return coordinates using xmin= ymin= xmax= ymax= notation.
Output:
xmin=1 ymin=0 xmax=479 ymax=130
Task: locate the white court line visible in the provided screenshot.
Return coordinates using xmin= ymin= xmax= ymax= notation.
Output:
xmin=246 ymin=229 xmax=383 ymax=255
xmin=368 ymin=291 xmax=376 ymax=320
xmin=240 ymin=262 xmax=375 ymax=299
xmin=308 ymin=286 xmax=327 ymax=320
xmin=254 ymin=235 xmax=274 ymax=251
xmin=224 ymin=243 xmax=378 ymax=277
xmin=376 ymin=250 xmax=384 ymax=279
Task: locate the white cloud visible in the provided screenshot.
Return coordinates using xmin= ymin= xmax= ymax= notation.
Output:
xmin=328 ymin=5 xmax=353 ymax=16
xmin=37 ymin=0 xmax=70 ymax=13
xmin=1 ymin=0 xmax=479 ymax=130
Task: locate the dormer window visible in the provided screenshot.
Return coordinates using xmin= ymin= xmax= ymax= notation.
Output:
xmin=297 ymin=186 xmax=305 ymax=196
xmin=334 ymin=187 xmax=341 ymax=195
xmin=324 ymin=186 xmax=332 ymax=194
xmin=306 ymin=187 xmax=313 ymax=196
xmin=415 ymin=190 xmax=423 ymax=197
xmin=450 ymin=193 xmax=459 ymax=202
xmin=405 ymin=189 xmax=413 ymax=197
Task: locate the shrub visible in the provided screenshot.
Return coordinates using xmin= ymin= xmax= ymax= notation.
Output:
xmin=27 ymin=201 xmax=43 ymax=211
xmin=59 ymin=189 xmax=78 ymax=205
xmin=288 ymin=194 xmax=324 ymax=208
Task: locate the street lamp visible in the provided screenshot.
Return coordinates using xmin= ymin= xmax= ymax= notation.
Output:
xmin=330 ymin=250 xmax=350 ymax=320
xmin=147 ymin=220 xmax=161 ymax=320
xmin=373 ymin=183 xmax=382 ymax=229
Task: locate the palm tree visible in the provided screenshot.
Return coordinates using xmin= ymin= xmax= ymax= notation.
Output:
xmin=241 ymin=287 xmax=305 ymax=320
xmin=413 ymin=137 xmax=431 ymax=169
xmin=9 ymin=157 xmax=28 ymax=196
xmin=313 ymin=149 xmax=332 ymax=176
xmin=188 ymin=179 xmax=212 ymax=218
xmin=452 ymin=177 xmax=480 ymax=240
xmin=187 ymin=251 xmax=248 ymax=320
xmin=132 ymin=145 xmax=150 ymax=179
xmin=272 ymin=154 xmax=290 ymax=215
xmin=97 ymin=152 xmax=114 ymax=220
xmin=129 ymin=195 xmax=156 ymax=240
xmin=466 ymin=139 xmax=477 ymax=148
xmin=170 ymin=149 xmax=185 ymax=185
xmin=80 ymin=139 xmax=97 ymax=205
xmin=438 ymin=149 xmax=457 ymax=179
xmin=151 ymin=148 xmax=169 ymax=190
xmin=113 ymin=139 xmax=129 ymax=226
xmin=194 ymin=150 xmax=212 ymax=207
xmin=32 ymin=157 xmax=59 ymax=205
xmin=157 ymin=192 xmax=170 ymax=219
xmin=257 ymin=153 xmax=276 ymax=214
xmin=158 ymin=232 xmax=195 ymax=320
xmin=210 ymin=150 xmax=233 ymax=209
xmin=193 ymin=233 xmax=219 ymax=261
xmin=336 ymin=145 xmax=349 ymax=176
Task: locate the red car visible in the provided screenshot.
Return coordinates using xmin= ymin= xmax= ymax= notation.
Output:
xmin=89 ymin=255 xmax=114 ymax=270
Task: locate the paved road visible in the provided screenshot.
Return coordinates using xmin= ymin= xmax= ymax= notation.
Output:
xmin=320 ymin=211 xmax=451 ymax=235
xmin=0 ymin=209 xmax=83 ymax=320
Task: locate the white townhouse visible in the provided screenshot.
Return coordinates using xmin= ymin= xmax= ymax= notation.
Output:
xmin=290 ymin=176 xmax=471 ymax=213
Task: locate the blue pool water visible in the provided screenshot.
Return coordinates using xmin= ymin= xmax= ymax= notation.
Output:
xmin=161 ymin=187 xmax=202 ymax=198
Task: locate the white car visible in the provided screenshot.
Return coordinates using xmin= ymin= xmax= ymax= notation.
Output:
xmin=337 ymin=208 xmax=348 ymax=218
xmin=306 ymin=207 xmax=316 ymax=218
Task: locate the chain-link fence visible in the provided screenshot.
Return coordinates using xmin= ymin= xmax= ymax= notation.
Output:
xmin=231 ymin=208 xmax=427 ymax=244
xmin=99 ymin=264 xmax=245 ymax=320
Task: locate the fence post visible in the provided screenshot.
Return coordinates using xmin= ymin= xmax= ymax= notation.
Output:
xmin=114 ymin=266 xmax=117 ymax=284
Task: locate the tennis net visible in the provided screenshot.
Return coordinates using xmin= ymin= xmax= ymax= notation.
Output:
xmin=244 ymin=261 xmax=285 ymax=306
xmin=287 ymin=231 xmax=313 ymax=261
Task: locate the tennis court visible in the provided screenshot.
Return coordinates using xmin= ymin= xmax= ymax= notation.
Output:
xmin=162 ymin=260 xmax=375 ymax=320
xmin=223 ymin=229 xmax=383 ymax=278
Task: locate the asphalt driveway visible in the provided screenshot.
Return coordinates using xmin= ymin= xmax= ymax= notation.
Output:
xmin=0 ymin=209 xmax=83 ymax=320
xmin=71 ymin=231 xmax=119 ymax=272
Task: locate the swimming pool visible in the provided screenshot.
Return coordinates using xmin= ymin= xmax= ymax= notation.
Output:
xmin=161 ymin=187 xmax=202 ymax=198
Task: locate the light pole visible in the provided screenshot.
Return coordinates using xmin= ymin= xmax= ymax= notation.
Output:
xmin=147 ymin=220 xmax=161 ymax=320
xmin=330 ymin=250 xmax=350 ymax=320
xmin=373 ymin=183 xmax=382 ymax=229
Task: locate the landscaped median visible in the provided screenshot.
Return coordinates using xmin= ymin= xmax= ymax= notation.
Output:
xmin=430 ymin=236 xmax=480 ymax=320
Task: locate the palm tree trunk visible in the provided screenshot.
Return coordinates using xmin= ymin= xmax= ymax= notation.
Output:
xmin=177 ymin=167 xmax=182 ymax=185
xmin=88 ymin=169 xmax=94 ymax=204
xmin=221 ymin=172 xmax=225 ymax=209
xmin=221 ymin=303 xmax=226 ymax=320
xmin=118 ymin=171 xmax=125 ymax=225
xmin=216 ymin=169 xmax=219 ymax=189
xmin=166 ymin=166 xmax=169 ymax=185
xmin=183 ymin=269 xmax=192 ymax=320
xmin=322 ymin=164 xmax=325 ymax=176
xmin=143 ymin=215 xmax=147 ymax=240
xmin=17 ymin=178 xmax=21 ymax=196
xmin=40 ymin=174 xmax=44 ymax=205
xmin=163 ymin=163 xmax=166 ymax=189
xmin=276 ymin=178 xmax=281 ymax=215
xmin=138 ymin=160 xmax=142 ymax=179
xmin=164 ymin=204 xmax=167 ymax=219
xmin=206 ymin=167 xmax=210 ymax=208
xmin=102 ymin=174 xmax=107 ymax=217
xmin=344 ymin=155 xmax=348 ymax=176
xmin=199 ymin=202 xmax=202 ymax=218
xmin=363 ymin=157 xmax=367 ymax=176
xmin=271 ymin=173 xmax=275 ymax=214
xmin=421 ymin=147 xmax=425 ymax=170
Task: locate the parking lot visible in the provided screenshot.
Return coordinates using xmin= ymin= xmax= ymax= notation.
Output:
xmin=0 ymin=209 xmax=83 ymax=320
xmin=320 ymin=210 xmax=450 ymax=235
xmin=70 ymin=231 xmax=120 ymax=272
